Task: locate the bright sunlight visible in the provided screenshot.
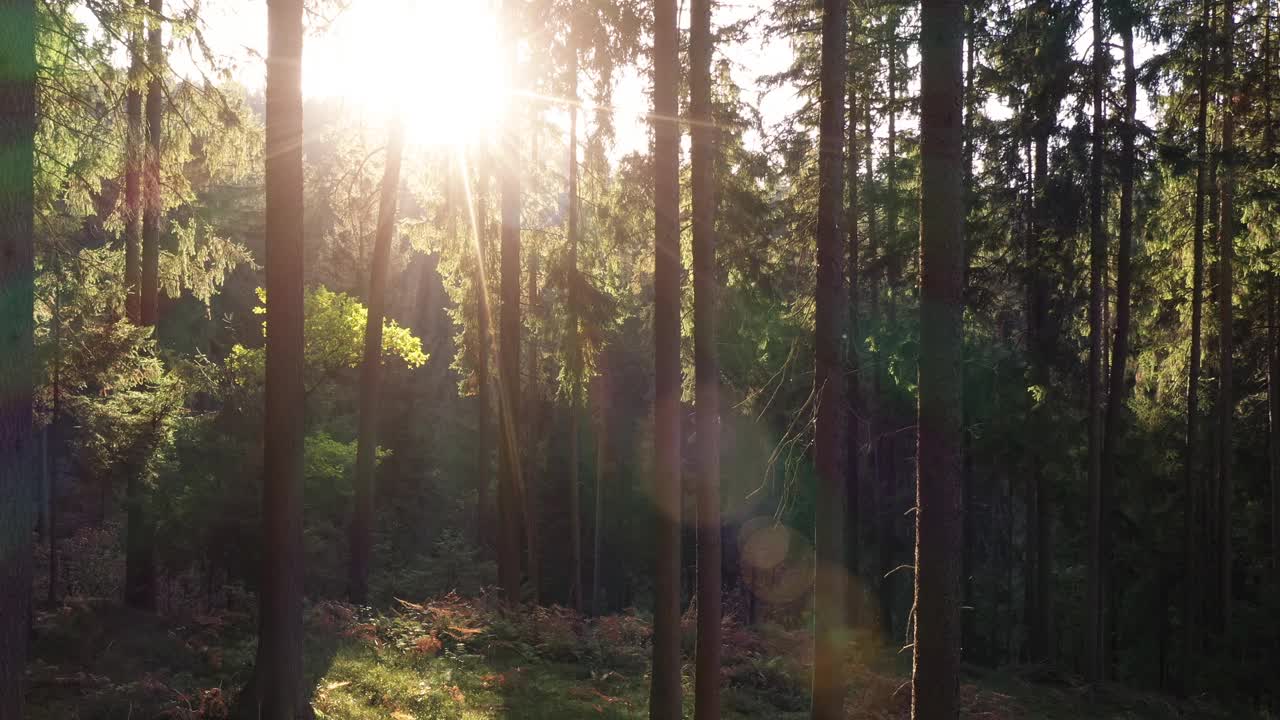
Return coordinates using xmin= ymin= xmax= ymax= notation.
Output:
xmin=305 ymin=0 xmax=507 ymax=146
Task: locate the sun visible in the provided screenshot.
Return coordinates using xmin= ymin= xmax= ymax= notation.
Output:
xmin=304 ymin=0 xmax=507 ymax=147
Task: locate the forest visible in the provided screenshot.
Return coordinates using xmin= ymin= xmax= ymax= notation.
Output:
xmin=0 ymin=0 xmax=1277 ymax=717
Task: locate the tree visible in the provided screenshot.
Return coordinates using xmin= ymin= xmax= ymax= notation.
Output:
xmin=566 ymin=11 xmax=584 ymax=612
xmin=124 ymin=0 xmax=144 ymax=324
xmin=1099 ymin=4 xmax=1137 ymax=668
xmin=912 ymin=0 xmax=964 ymax=715
xmin=242 ymin=0 xmax=307 ymax=714
xmin=348 ymin=118 xmax=405 ymax=604
xmin=0 ymin=1 xmax=36 ymax=715
xmin=1084 ymin=0 xmax=1108 ymax=682
xmin=497 ymin=0 xmax=524 ymax=606
xmin=690 ymin=0 xmax=721 ymax=717
xmin=124 ymin=0 xmax=165 ymax=611
xmin=1215 ymin=0 xmax=1239 ymax=634
xmin=845 ymin=9 xmax=863 ymax=631
xmin=1183 ymin=0 xmax=1212 ymax=675
xmin=812 ymin=1 xmax=849 ymax=718
xmin=649 ymin=0 xmax=682 ymax=715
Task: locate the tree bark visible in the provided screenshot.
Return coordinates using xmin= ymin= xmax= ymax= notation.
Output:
xmin=347 ymin=119 xmax=405 ymax=604
xmin=567 ymin=32 xmax=584 ymax=613
xmin=246 ymin=0 xmax=308 ymax=715
xmin=523 ymin=251 xmax=541 ymax=604
xmin=1084 ymin=0 xmax=1108 ymax=683
xmin=0 ymin=2 xmax=36 ymax=714
xmin=1215 ymin=0 xmax=1238 ymax=635
xmin=124 ymin=0 xmax=144 ymax=324
xmin=912 ymin=0 xmax=965 ymax=715
xmin=1099 ymin=17 xmax=1137 ymax=675
xmin=1182 ymin=0 xmax=1212 ymax=679
xmin=813 ymin=2 xmax=849 ymax=718
xmin=476 ymin=168 xmax=492 ymax=550
xmin=498 ymin=1 xmax=524 ymax=606
xmin=125 ymin=0 xmax=164 ymax=611
xmin=845 ymin=17 xmax=863 ymax=628
xmin=650 ymin=0 xmax=683 ymax=715
xmin=690 ymin=0 xmax=721 ymax=716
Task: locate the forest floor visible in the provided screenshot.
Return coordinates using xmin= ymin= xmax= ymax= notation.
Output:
xmin=24 ymin=594 xmax=1245 ymax=719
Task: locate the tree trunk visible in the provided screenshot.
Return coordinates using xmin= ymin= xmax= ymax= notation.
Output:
xmin=650 ymin=0 xmax=683 ymax=715
xmin=1099 ymin=18 xmax=1137 ymax=675
xmin=347 ymin=119 xmax=405 ymax=604
xmin=1084 ymin=0 xmax=1108 ymax=683
xmin=845 ymin=20 xmax=863 ymax=628
xmin=245 ymin=0 xmax=307 ymax=714
xmin=1183 ymin=0 xmax=1212 ymax=681
xmin=124 ymin=0 xmax=144 ymax=324
xmin=690 ymin=0 xmax=721 ymax=716
xmin=476 ymin=170 xmax=492 ymax=550
xmin=0 ymin=2 xmax=36 ymax=713
xmin=879 ymin=20 xmax=901 ymax=644
xmin=47 ymin=268 xmax=63 ymax=605
xmin=567 ymin=35 xmax=584 ymax=613
xmin=813 ymin=2 xmax=849 ymax=718
xmin=125 ymin=0 xmax=164 ymax=611
xmin=1266 ymin=4 xmax=1279 ymax=572
xmin=913 ymin=0 xmax=964 ymax=715
xmin=1027 ymin=129 xmax=1051 ymax=664
xmin=592 ymin=372 xmax=608 ymax=616
xmin=523 ymin=252 xmax=541 ymax=604
xmin=141 ymin=0 xmax=162 ymax=327
xmin=1215 ymin=0 xmax=1238 ymax=635
xmin=498 ymin=1 xmax=524 ymax=606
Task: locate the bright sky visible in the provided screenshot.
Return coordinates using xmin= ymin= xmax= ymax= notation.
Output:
xmin=180 ymin=0 xmax=798 ymax=154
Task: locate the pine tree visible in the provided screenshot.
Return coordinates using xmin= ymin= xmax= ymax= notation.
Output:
xmin=348 ymin=118 xmax=406 ymax=604
xmin=242 ymin=0 xmax=308 ymax=714
xmin=498 ymin=0 xmax=525 ymax=606
xmin=649 ymin=0 xmax=683 ymax=715
xmin=912 ymin=0 xmax=964 ymax=715
xmin=812 ymin=0 xmax=849 ymax=717
xmin=690 ymin=0 xmax=721 ymax=716
xmin=0 ymin=0 xmax=36 ymax=714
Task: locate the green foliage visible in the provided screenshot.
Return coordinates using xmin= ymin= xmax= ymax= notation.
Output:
xmin=227 ymin=286 xmax=427 ymax=394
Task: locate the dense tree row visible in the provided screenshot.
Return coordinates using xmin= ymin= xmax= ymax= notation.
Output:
xmin=0 ymin=0 xmax=1278 ymax=717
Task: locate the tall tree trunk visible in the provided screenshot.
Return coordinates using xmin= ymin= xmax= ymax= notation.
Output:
xmin=879 ymin=20 xmax=901 ymax=643
xmin=845 ymin=20 xmax=863 ymax=628
xmin=1027 ymin=129 xmax=1051 ymax=663
xmin=690 ymin=0 xmax=722 ymax=716
xmin=592 ymin=372 xmax=608 ymax=616
xmin=498 ymin=0 xmax=524 ymax=606
xmin=1099 ymin=17 xmax=1137 ymax=674
xmin=567 ymin=35 xmax=584 ymax=613
xmin=124 ymin=0 xmax=144 ymax=324
xmin=1084 ymin=0 xmax=1108 ymax=683
xmin=47 ymin=267 xmax=63 ymax=605
xmin=347 ymin=119 xmax=405 ymax=604
xmin=1270 ymin=278 xmax=1279 ymax=568
xmin=650 ymin=0 xmax=683 ymax=715
xmin=1183 ymin=0 xmax=1212 ymax=679
xmin=813 ymin=1 xmax=849 ymax=718
xmin=141 ymin=0 xmax=162 ymax=326
xmin=0 ymin=2 xmax=36 ymax=713
xmin=913 ymin=0 xmax=964 ymax=714
xmin=247 ymin=0 xmax=307 ymax=714
xmin=864 ymin=98 xmax=886 ymax=639
xmin=125 ymin=0 xmax=164 ymax=611
xmin=1266 ymin=2 xmax=1279 ymax=572
xmin=523 ymin=252 xmax=541 ymax=604
xmin=1215 ymin=0 xmax=1238 ymax=635
xmin=476 ymin=171 xmax=492 ymax=550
